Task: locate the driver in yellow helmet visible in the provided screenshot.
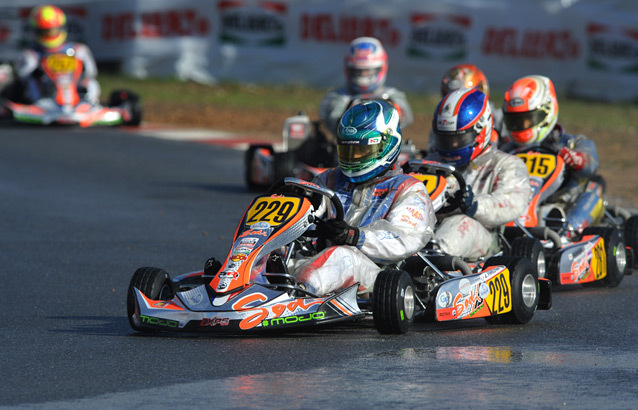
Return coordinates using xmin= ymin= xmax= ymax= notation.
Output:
xmin=13 ymin=5 xmax=100 ymax=104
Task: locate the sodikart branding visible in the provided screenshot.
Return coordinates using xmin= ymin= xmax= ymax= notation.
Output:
xmin=218 ymin=0 xmax=287 ymax=46
xmin=407 ymin=13 xmax=469 ymax=60
xmin=587 ymin=22 xmax=638 ymax=73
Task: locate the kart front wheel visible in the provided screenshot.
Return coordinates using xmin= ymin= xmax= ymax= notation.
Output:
xmin=582 ymin=227 xmax=626 ymax=287
xmin=373 ymin=269 xmax=416 ymax=334
xmin=127 ymin=267 xmax=173 ymax=332
xmin=483 ymin=256 xmax=538 ymax=325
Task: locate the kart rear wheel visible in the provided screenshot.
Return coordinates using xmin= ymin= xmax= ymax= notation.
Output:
xmin=624 ymin=216 xmax=638 ymax=268
xmin=127 ymin=267 xmax=173 ymax=332
xmin=483 ymin=256 xmax=538 ymax=325
xmin=582 ymin=227 xmax=626 ymax=287
xmin=108 ymin=89 xmax=142 ymax=126
xmin=373 ymin=269 xmax=416 ymax=334
xmin=244 ymin=144 xmax=274 ymax=191
xmin=508 ymin=236 xmax=547 ymax=279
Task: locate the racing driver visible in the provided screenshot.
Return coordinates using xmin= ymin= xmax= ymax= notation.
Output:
xmin=293 ymin=100 xmax=435 ymax=296
xmin=429 ymin=87 xmax=531 ymax=260
xmin=12 ymin=4 xmax=100 ymax=104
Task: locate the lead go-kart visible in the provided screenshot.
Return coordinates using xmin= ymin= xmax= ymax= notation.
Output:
xmin=127 ymin=177 xmax=551 ymax=335
xmin=1 ymin=53 xmax=141 ymax=127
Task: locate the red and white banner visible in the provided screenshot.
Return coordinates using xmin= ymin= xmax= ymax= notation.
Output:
xmin=2 ymin=0 xmax=637 ymax=101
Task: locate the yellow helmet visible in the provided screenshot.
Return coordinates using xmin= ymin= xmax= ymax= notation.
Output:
xmin=29 ymin=5 xmax=67 ymax=50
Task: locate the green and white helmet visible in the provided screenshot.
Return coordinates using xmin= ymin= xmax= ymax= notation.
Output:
xmin=337 ymin=100 xmax=402 ymax=183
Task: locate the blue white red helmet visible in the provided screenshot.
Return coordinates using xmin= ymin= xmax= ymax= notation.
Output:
xmin=337 ymin=100 xmax=401 ymax=183
xmin=432 ymin=88 xmax=493 ymax=167
xmin=344 ymin=37 xmax=388 ymax=94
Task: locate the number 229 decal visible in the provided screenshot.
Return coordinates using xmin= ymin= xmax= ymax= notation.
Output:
xmin=485 ymin=271 xmax=512 ymax=315
xmin=245 ymin=197 xmax=301 ymax=227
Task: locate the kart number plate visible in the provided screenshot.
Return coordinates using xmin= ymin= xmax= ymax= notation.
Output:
xmin=246 ymin=197 xmax=301 ymax=227
xmin=412 ymin=174 xmax=440 ymax=196
xmin=45 ymin=55 xmax=76 ymax=74
xmin=484 ymin=270 xmax=512 ymax=315
xmin=590 ymin=238 xmax=607 ymax=280
xmin=517 ymin=153 xmax=556 ymax=178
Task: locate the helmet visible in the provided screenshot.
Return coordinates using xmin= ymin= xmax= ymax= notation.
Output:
xmin=29 ymin=5 xmax=67 ymax=50
xmin=503 ymin=75 xmax=559 ymax=146
xmin=441 ymin=64 xmax=489 ymax=98
xmin=432 ymin=88 xmax=493 ymax=167
xmin=336 ymin=100 xmax=402 ymax=183
xmin=344 ymin=37 xmax=388 ymax=94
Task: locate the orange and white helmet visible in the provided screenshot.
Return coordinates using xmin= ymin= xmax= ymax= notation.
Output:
xmin=440 ymin=63 xmax=489 ymax=99
xmin=29 ymin=5 xmax=67 ymax=50
xmin=503 ymin=75 xmax=559 ymax=146
xmin=344 ymin=37 xmax=388 ymax=94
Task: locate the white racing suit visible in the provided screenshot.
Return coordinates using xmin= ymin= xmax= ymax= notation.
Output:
xmin=319 ymin=86 xmax=414 ymax=137
xmin=15 ymin=42 xmax=100 ymax=104
xmin=432 ymin=146 xmax=531 ymax=260
xmin=293 ymin=164 xmax=435 ymax=296
xmin=507 ymin=125 xmax=602 ymax=234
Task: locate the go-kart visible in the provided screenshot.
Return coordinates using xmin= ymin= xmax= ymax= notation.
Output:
xmin=244 ymin=112 xmax=419 ymax=191
xmin=502 ymin=145 xmax=635 ymax=287
xmin=127 ymin=177 xmax=551 ymax=335
xmin=1 ymin=53 xmax=141 ymax=127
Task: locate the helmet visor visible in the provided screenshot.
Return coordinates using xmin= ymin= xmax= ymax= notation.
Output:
xmin=503 ymin=108 xmax=548 ymax=132
xmin=36 ymin=27 xmax=62 ymax=38
xmin=433 ymin=128 xmax=478 ymax=152
xmin=337 ymin=139 xmax=383 ymax=166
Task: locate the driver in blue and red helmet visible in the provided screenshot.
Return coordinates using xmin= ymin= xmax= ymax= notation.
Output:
xmin=429 ymin=88 xmax=531 ymax=260
xmin=13 ymin=5 xmax=100 ymax=104
xmin=293 ymin=100 xmax=435 ymax=296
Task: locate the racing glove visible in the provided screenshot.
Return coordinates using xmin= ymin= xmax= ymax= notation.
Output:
xmin=455 ymin=185 xmax=478 ymax=217
xmin=558 ymin=147 xmax=586 ymax=171
xmin=315 ymin=219 xmax=359 ymax=246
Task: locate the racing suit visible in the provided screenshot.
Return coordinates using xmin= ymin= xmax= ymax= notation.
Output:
xmin=319 ymin=86 xmax=414 ymax=137
xmin=15 ymin=42 xmax=100 ymax=104
xmin=507 ymin=125 xmax=602 ymax=234
xmin=432 ymin=145 xmax=531 ymax=259
xmin=293 ymin=164 xmax=435 ymax=296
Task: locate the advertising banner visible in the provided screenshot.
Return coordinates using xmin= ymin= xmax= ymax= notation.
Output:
xmin=1 ymin=0 xmax=637 ymax=101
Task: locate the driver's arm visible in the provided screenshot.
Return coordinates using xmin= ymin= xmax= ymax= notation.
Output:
xmin=472 ymin=153 xmax=531 ymax=228
xmin=358 ymin=180 xmax=435 ymax=264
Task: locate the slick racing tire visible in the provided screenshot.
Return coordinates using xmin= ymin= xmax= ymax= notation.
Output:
xmin=624 ymin=215 xmax=638 ymax=268
xmin=508 ymin=237 xmax=547 ymax=279
xmin=373 ymin=269 xmax=416 ymax=334
xmin=108 ymin=89 xmax=142 ymax=126
xmin=244 ymin=144 xmax=274 ymax=191
xmin=581 ymin=227 xmax=626 ymax=288
xmin=127 ymin=267 xmax=173 ymax=332
xmin=483 ymin=256 xmax=538 ymax=325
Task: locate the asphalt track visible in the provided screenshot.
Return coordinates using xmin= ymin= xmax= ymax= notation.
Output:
xmin=1 ymin=126 xmax=637 ymax=409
